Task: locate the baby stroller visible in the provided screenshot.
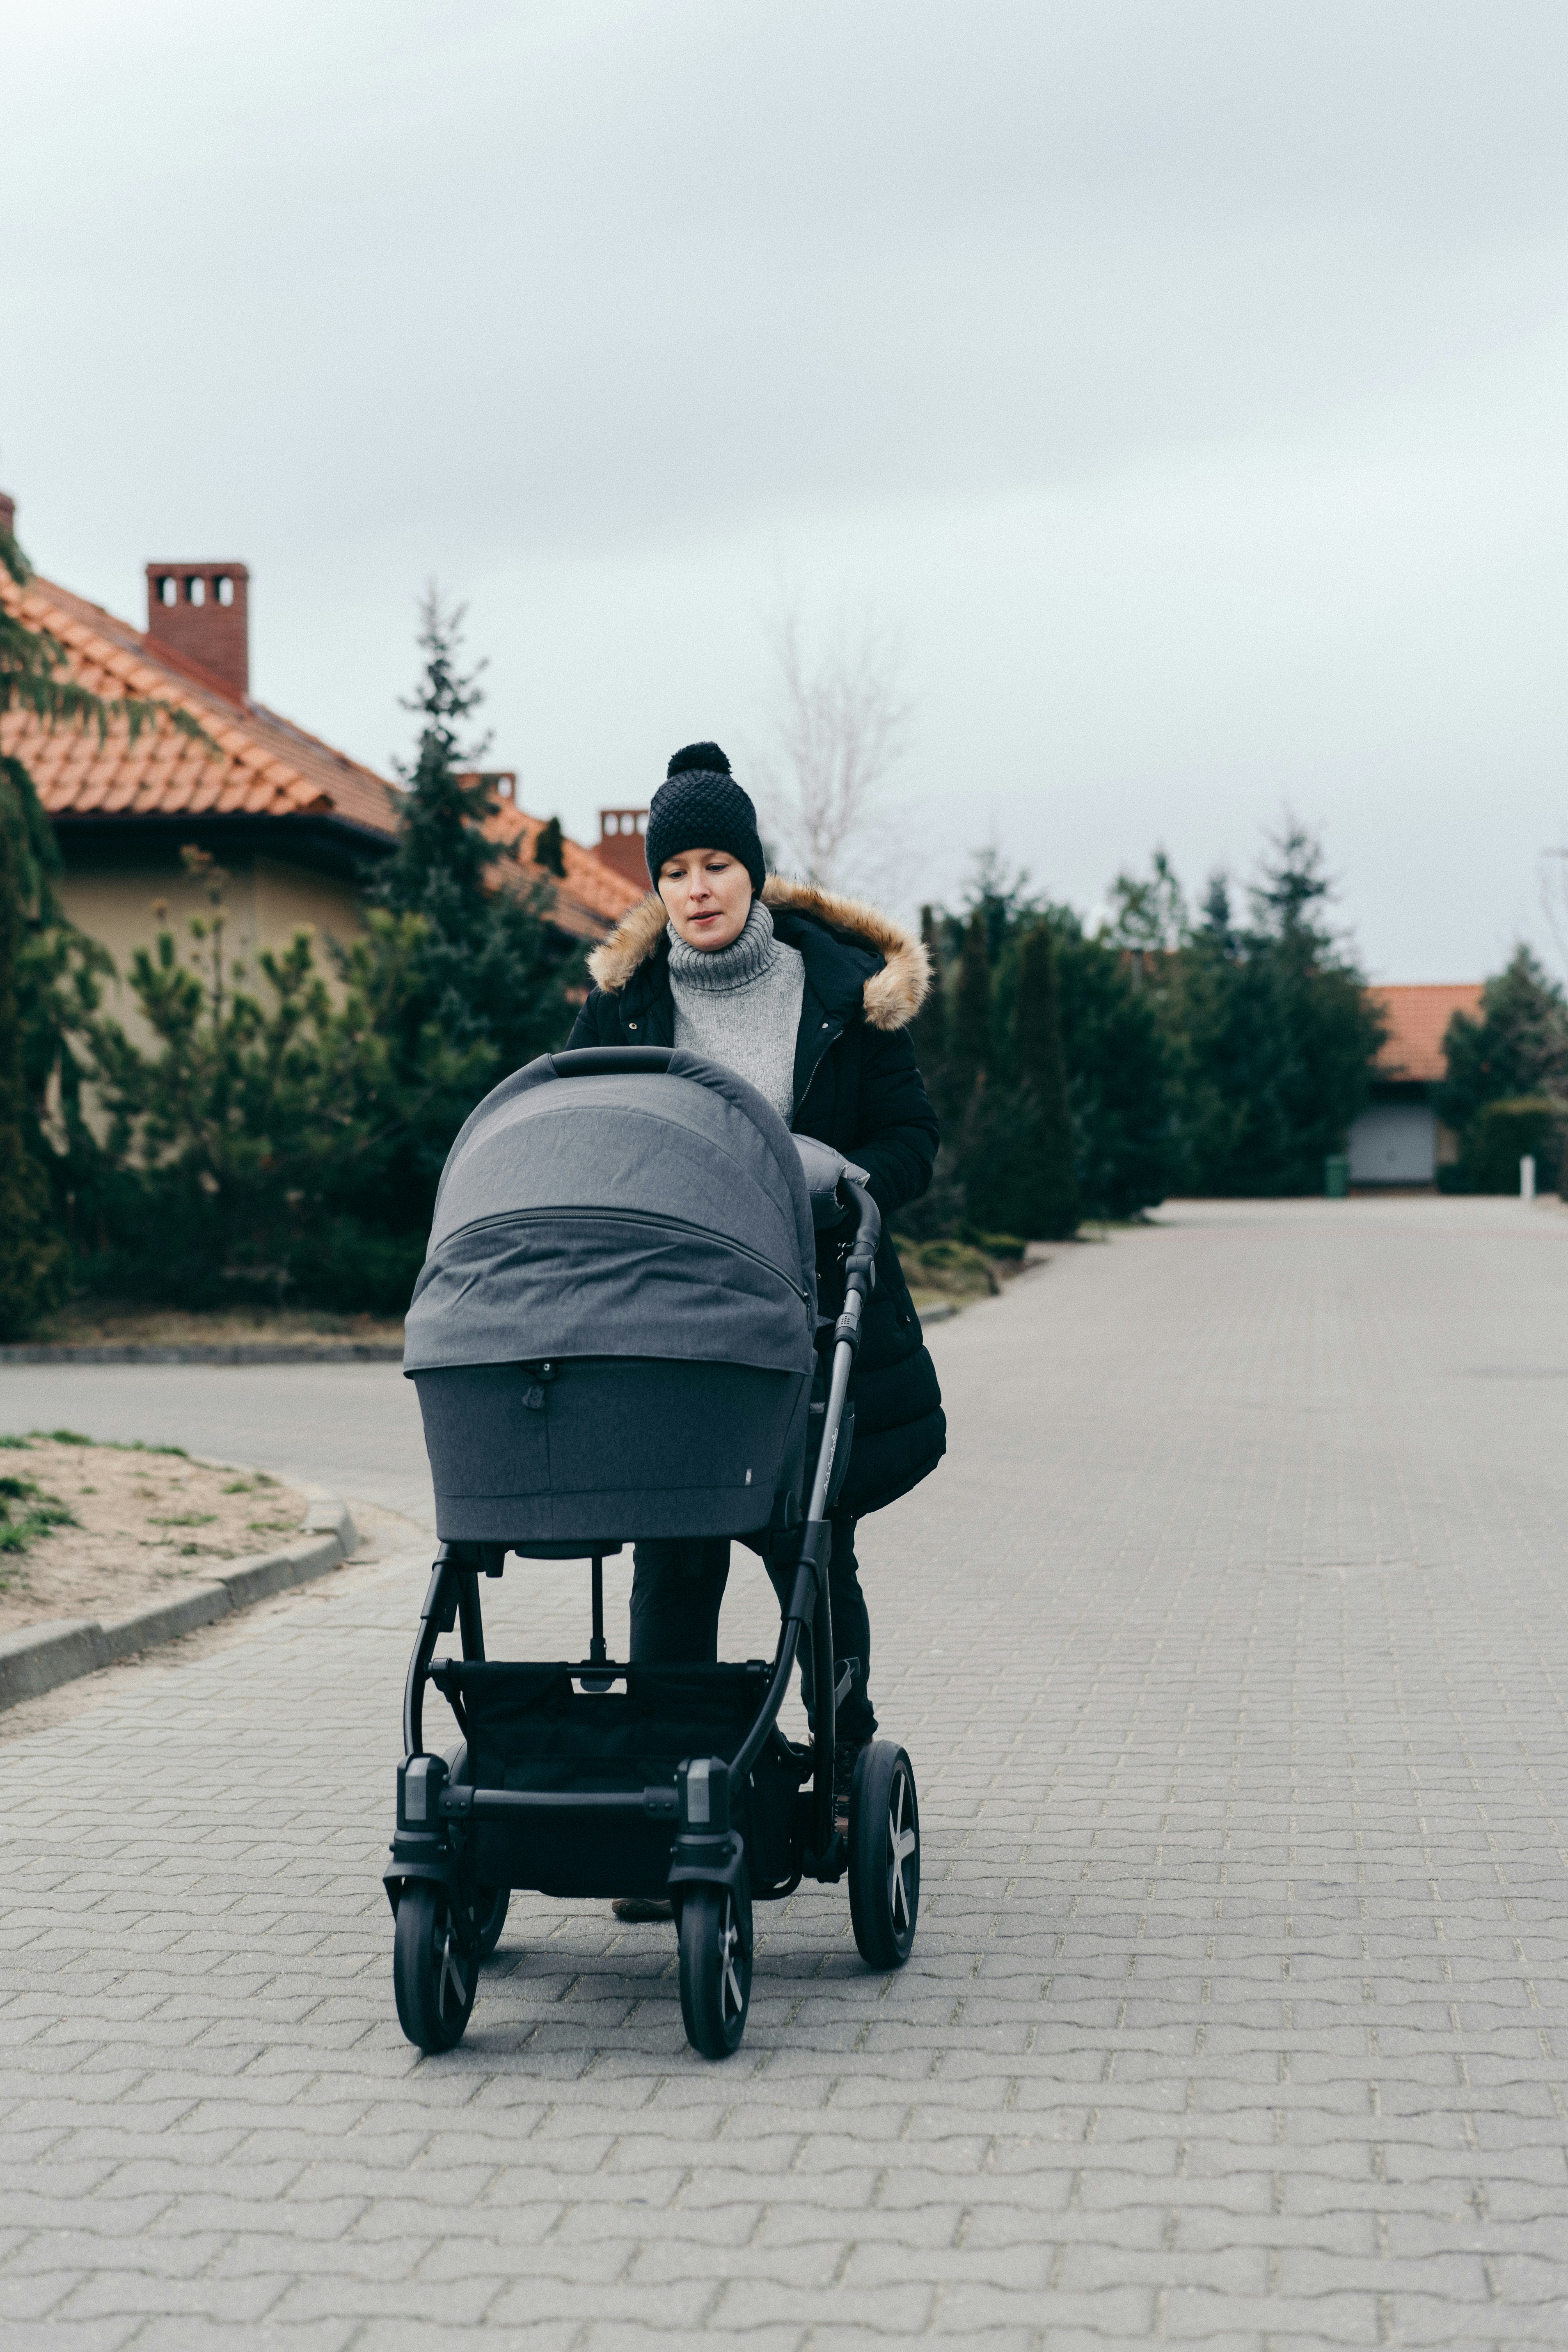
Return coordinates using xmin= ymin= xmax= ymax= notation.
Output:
xmin=384 ymin=1044 xmax=920 ymax=2060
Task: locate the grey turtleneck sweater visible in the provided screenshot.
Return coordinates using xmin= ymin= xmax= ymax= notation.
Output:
xmin=667 ymin=900 xmax=805 ymax=1123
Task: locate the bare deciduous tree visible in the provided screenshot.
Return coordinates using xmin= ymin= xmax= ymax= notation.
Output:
xmin=750 ymin=607 xmax=913 ymax=896
xmin=1542 ymin=846 xmax=1568 ymax=982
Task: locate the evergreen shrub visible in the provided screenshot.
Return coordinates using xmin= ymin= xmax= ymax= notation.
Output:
xmin=1460 ymin=1097 xmax=1563 ymax=1195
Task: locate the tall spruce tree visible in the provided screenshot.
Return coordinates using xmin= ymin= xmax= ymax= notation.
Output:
xmin=0 ymin=511 xmax=192 ymax=1333
xmin=1167 ymin=827 xmax=1382 ymax=1194
xmin=1053 ymin=915 xmax=1176 ymax=1216
xmin=1436 ymin=946 xmax=1568 ymax=1191
xmin=374 ymin=589 xmax=568 ymax=1075
xmin=365 ymin=589 xmax=571 ymax=1237
xmin=1010 ymin=922 xmax=1080 ymax=1237
xmin=907 ymin=905 xmax=946 ymax=1079
xmin=0 ymin=767 xmax=62 ymax=1334
xmin=1438 ymin=946 xmax=1568 ymax=1133
xmin=945 ymin=904 xmax=1006 ymax=1232
xmin=951 ymin=907 xmax=992 ymax=1082
xmin=377 ymin=590 xmax=500 ymax=949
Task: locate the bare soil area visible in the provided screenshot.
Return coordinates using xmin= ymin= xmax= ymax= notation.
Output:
xmin=0 ymin=1437 xmax=307 ymax=1635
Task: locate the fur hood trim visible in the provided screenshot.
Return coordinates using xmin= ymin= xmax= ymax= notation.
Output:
xmin=585 ymin=874 xmax=931 ymax=1033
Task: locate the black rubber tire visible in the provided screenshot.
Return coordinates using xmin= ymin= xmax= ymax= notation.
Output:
xmin=678 ymin=1884 xmax=752 ymax=2060
xmin=848 ymin=1741 xmax=920 ymax=1970
xmin=474 ymin=1885 xmax=510 ymax=1960
xmin=393 ymin=1884 xmax=478 ymax=2052
xmin=440 ymin=1747 xmax=508 ymax=1965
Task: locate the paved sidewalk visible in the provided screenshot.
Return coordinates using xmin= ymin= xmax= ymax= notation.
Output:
xmin=3 ymin=1196 xmax=1568 ymax=2349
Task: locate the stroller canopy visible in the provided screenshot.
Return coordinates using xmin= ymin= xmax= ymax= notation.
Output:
xmin=404 ymin=1051 xmax=818 ymax=1379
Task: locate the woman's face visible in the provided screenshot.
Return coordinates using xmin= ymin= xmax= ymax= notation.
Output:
xmin=657 ymin=846 xmax=753 ymax=952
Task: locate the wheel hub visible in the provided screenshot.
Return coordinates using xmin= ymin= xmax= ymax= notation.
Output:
xmin=888 ymin=1770 xmax=917 ymax=1931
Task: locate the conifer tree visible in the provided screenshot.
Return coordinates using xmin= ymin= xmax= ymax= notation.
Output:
xmin=373 ymin=589 xmax=568 ymax=1081
xmin=533 ymin=815 xmax=566 ymax=877
xmin=1438 ymin=946 xmax=1568 ymax=1132
xmin=0 ymin=765 xmax=62 ymax=1334
xmin=1164 ymin=827 xmax=1381 ymax=1194
xmin=1012 ymin=921 xmax=1080 ymax=1238
xmin=0 ymin=511 xmax=192 ymax=1333
xmin=378 ymin=591 xmax=500 ymax=921
xmin=907 ymin=905 xmax=946 ymax=1080
xmin=951 ymin=907 xmax=992 ymax=1081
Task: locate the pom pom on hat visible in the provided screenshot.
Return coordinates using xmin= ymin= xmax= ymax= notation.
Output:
xmin=667 ymin=742 xmax=731 ymax=779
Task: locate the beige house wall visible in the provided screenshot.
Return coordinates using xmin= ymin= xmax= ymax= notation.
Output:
xmin=60 ymin=846 xmax=369 ymax=1054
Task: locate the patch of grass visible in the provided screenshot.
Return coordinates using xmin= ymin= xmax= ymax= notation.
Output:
xmin=0 ymin=1435 xmax=33 ymax=1450
xmin=0 ymin=1473 xmax=77 ymax=1555
xmin=4 ymin=1431 xmax=188 ymax=1457
xmin=896 ymin=1239 xmax=1002 ymax=1299
xmin=223 ymin=1474 xmax=278 ymax=1494
xmin=247 ymin=1517 xmax=298 ymax=1534
xmin=148 ymin=1512 xmax=218 ymax=1528
xmin=961 ymin=1228 xmax=1028 ymax=1261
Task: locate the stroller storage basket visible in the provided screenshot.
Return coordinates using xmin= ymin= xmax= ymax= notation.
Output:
xmin=435 ymin=1659 xmax=807 ymax=1901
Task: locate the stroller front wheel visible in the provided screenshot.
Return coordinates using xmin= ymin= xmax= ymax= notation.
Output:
xmin=678 ymin=1884 xmax=752 ymax=2059
xmin=393 ymin=1884 xmax=478 ymax=2052
xmin=848 ymin=1742 xmax=920 ymax=1970
xmin=475 ymin=1884 xmax=510 ymax=1960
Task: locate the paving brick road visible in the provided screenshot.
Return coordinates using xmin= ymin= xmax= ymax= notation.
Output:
xmin=4 ymin=1196 xmax=1568 ymax=2350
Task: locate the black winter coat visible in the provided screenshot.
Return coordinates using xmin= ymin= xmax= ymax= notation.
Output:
xmin=566 ymin=876 xmax=947 ymax=1515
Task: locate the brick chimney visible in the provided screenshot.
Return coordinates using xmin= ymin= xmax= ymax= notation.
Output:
xmin=595 ymin=807 xmax=650 ymax=889
xmin=145 ymin=561 xmax=250 ymax=701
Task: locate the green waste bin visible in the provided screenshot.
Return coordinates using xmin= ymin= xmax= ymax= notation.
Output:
xmin=1324 ymin=1153 xmax=1349 ymax=1199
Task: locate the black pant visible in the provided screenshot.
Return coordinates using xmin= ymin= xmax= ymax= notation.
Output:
xmin=628 ymin=1513 xmax=877 ymax=1745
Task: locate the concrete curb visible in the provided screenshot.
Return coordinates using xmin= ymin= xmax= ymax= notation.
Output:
xmin=0 ymin=1509 xmax=357 ymax=1713
xmin=0 ymin=1342 xmax=402 ymax=1364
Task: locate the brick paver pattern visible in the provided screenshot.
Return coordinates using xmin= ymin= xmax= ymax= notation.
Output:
xmin=3 ymin=1196 xmax=1568 ymax=2349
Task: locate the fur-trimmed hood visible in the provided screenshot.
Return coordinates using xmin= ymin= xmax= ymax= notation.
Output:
xmin=586 ymin=874 xmax=930 ymax=1033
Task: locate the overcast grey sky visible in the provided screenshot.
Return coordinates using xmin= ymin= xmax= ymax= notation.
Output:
xmin=6 ymin=0 xmax=1566 ymax=978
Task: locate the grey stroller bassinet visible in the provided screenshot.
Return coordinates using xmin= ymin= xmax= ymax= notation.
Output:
xmin=383 ymin=1046 xmax=920 ymax=2059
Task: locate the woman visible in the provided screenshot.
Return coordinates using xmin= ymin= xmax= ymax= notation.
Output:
xmin=567 ymin=741 xmax=945 ymax=1913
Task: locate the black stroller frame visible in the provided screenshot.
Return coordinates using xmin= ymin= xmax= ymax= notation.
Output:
xmin=383 ymin=1046 xmax=920 ymax=2060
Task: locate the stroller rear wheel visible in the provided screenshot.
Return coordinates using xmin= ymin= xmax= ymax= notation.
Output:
xmin=394 ymin=1884 xmax=478 ymax=2052
xmin=848 ymin=1742 xmax=920 ymax=1970
xmin=678 ymin=1884 xmax=752 ymax=2059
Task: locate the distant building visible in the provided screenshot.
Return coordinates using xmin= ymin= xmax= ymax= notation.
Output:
xmin=0 ymin=493 xmax=645 ymax=1006
xmin=1348 ymin=983 xmax=1484 ymax=1187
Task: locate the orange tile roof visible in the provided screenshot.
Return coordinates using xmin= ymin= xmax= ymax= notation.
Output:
xmin=0 ymin=568 xmax=645 ymax=944
xmin=0 ymin=569 xmax=403 ymax=838
xmin=484 ymin=797 xmax=650 ymax=937
xmin=1369 ymin=983 xmax=1485 ymax=1083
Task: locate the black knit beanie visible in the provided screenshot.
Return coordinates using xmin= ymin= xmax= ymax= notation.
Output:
xmin=644 ymin=743 xmax=766 ymax=894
